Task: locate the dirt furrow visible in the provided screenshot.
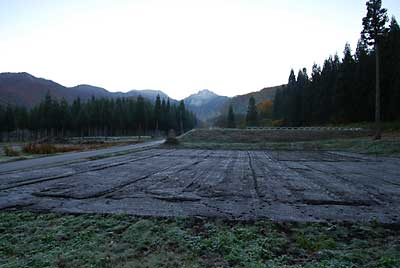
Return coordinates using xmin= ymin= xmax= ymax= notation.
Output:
xmin=0 ymin=149 xmax=176 ymax=191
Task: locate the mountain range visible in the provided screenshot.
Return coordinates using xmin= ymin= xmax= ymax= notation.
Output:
xmin=0 ymin=72 xmax=173 ymax=106
xmin=0 ymin=72 xmax=283 ymax=122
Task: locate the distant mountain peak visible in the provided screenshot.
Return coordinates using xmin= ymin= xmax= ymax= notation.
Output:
xmin=184 ymin=89 xmax=229 ymax=121
xmin=186 ymin=89 xmax=222 ymax=102
xmin=197 ymin=89 xmax=216 ymax=95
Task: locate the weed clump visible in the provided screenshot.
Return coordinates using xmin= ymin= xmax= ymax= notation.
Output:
xmin=22 ymin=143 xmax=78 ymax=155
xmin=165 ymin=129 xmax=180 ymax=145
xmin=23 ymin=143 xmax=56 ymax=154
xmin=3 ymin=146 xmax=20 ymax=156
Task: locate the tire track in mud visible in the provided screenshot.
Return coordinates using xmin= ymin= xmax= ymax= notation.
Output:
xmin=63 ymin=150 xmax=216 ymax=199
xmin=137 ymin=150 xmax=227 ymax=201
xmin=261 ymin=151 xmax=398 ymax=208
xmin=180 ymin=151 xmax=251 ymax=219
xmin=247 ymin=151 xmax=262 ymax=199
xmin=0 ymin=146 xmax=162 ymax=176
xmin=0 ymin=149 xmax=176 ymax=191
xmin=257 ymin=151 xmax=330 ymax=204
xmin=298 ymin=162 xmax=394 ymax=205
xmin=251 ymin=151 xmax=300 ymax=202
xmin=260 ymin=151 xmax=295 ymax=202
xmin=110 ymin=150 xmax=215 ymax=197
xmin=181 ymin=151 xmax=225 ymax=192
xmin=0 ymin=151 xmax=152 ymax=187
xmin=289 ymin=163 xmax=379 ymax=206
xmin=197 ymin=152 xmax=249 ymax=216
xmin=184 ymin=151 xmax=241 ymax=195
xmin=247 ymin=151 xmax=282 ymax=219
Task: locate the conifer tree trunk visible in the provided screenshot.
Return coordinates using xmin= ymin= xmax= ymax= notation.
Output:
xmin=179 ymin=111 xmax=184 ymax=134
xmin=375 ymin=42 xmax=382 ymax=140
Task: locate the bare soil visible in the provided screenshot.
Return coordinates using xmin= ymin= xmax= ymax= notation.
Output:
xmin=0 ymin=148 xmax=399 ymax=223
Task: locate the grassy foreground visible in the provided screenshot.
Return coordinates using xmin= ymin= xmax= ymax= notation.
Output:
xmin=1 ymin=212 xmax=400 ymax=268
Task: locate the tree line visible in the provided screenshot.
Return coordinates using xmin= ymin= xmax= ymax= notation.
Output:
xmin=214 ymin=96 xmax=273 ymax=128
xmin=0 ymin=94 xmax=197 ymax=141
xmin=273 ymin=1 xmax=399 ymax=129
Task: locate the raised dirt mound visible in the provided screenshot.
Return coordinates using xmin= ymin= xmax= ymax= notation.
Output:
xmin=180 ymin=128 xmax=371 ymax=143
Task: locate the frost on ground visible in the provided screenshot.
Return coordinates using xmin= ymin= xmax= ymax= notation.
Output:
xmin=0 ymin=148 xmax=399 ymax=223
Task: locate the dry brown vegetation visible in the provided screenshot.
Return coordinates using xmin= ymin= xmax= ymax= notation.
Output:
xmin=22 ymin=143 xmax=77 ymax=154
xmin=3 ymin=146 xmax=20 ymax=156
xmin=21 ymin=142 xmax=128 ymax=155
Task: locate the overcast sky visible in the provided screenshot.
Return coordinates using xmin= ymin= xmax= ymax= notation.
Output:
xmin=1 ymin=0 xmax=399 ymax=100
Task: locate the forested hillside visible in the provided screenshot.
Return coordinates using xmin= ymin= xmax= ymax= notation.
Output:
xmin=0 ymin=94 xmax=197 ymax=140
xmin=0 ymin=72 xmax=84 ymax=107
xmin=273 ymin=17 xmax=400 ymax=126
xmin=223 ymin=85 xmax=282 ymax=115
xmin=0 ymin=72 xmax=178 ymax=108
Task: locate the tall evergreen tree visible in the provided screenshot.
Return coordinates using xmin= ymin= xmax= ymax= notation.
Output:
xmin=288 ymin=69 xmax=296 ymax=87
xmin=160 ymin=99 xmax=167 ymax=131
xmin=361 ymin=0 xmax=389 ymax=139
xmin=0 ymin=104 xmax=4 ymax=141
xmin=354 ymin=39 xmax=375 ymax=122
xmin=246 ymin=96 xmax=258 ymax=127
xmin=154 ymin=95 xmax=162 ymax=131
xmin=227 ymin=105 xmax=236 ymax=128
xmin=4 ymin=104 xmax=15 ymax=140
xmin=382 ymin=17 xmax=400 ymax=120
xmin=136 ymin=96 xmax=146 ymax=134
xmin=178 ymin=100 xmax=186 ymax=134
xmin=336 ymin=43 xmax=356 ymax=122
xmin=286 ymin=70 xmax=299 ymax=125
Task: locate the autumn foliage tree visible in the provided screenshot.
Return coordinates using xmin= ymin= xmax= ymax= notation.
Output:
xmin=257 ymin=99 xmax=273 ymax=119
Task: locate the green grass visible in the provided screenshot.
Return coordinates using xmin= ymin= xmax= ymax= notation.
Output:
xmin=1 ymin=212 xmax=399 ymax=268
